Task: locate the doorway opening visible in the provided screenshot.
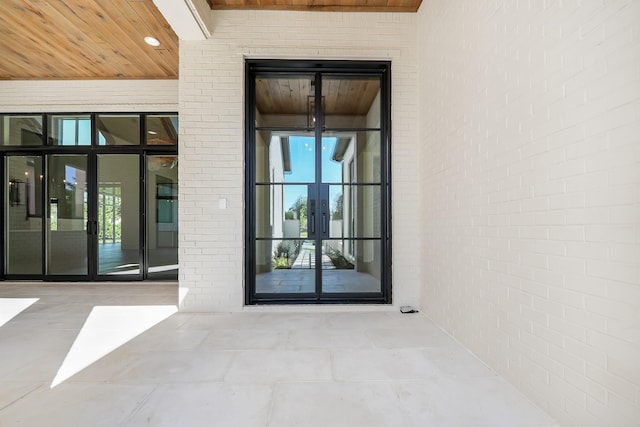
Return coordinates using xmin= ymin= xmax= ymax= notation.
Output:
xmin=245 ymin=60 xmax=391 ymax=304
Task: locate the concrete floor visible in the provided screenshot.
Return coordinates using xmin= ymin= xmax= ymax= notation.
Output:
xmin=0 ymin=283 xmax=559 ymax=427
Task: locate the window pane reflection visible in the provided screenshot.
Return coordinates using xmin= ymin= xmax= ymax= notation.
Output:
xmin=255 ymin=75 xmax=315 ymax=128
xmin=1 ymin=115 xmax=43 ymax=146
xmin=256 ymin=185 xmax=308 ymax=239
xmin=322 ymin=77 xmax=380 ymax=129
xmin=97 ymin=155 xmax=140 ymax=276
xmin=255 ymin=131 xmax=315 ymax=184
xmin=47 ymin=155 xmax=88 ymax=275
xmin=328 ymin=185 xmax=381 ymax=239
xmin=321 ymin=132 xmax=380 ymax=184
xmin=96 ymin=114 xmax=140 ymax=145
xmin=255 ymin=239 xmax=316 ymax=294
xmin=147 ymin=155 xmax=178 ymax=278
xmin=321 ymin=239 xmax=381 ymax=293
xmin=146 ymin=115 xmax=178 ymax=145
xmin=5 ymin=156 xmax=43 ymax=274
xmin=48 ymin=115 xmax=91 ymax=146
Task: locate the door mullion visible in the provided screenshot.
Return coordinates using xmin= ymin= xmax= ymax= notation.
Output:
xmin=314 ymin=71 xmax=323 ymax=299
xmin=41 ymin=153 xmax=47 ymax=276
xmin=88 ymin=153 xmax=97 ymax=279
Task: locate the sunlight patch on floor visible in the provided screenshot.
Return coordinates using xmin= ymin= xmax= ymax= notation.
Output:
xmin=0 ymin=298 xmax=39 ymax=327
xmin=178 ymin=287 xmax=189 ymax=306
xmin=51 ymin=305 xmax=177 ymax=388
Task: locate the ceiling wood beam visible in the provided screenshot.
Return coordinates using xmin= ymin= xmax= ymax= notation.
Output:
xmin=206 ymin=0 xmax=421 ymax=12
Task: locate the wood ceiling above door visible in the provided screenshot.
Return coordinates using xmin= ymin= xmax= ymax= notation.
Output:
xmin=256 ymin=77 xmax=380 ymax=116
xmin=0 ymin=0 xmax=178 ymax=80
xmin=0 ymin=0 xmax=420 ymax=80
xmin=207 ymin=0 xmax=422 ymax=12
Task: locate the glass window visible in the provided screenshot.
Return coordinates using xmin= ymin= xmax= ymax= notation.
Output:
xmin=255 ymin=185 xmax=308 ymax=239
xmin=5 ymin=156 xmax=43 ymax=274
xmin=147 ymin=155 xmax=178 ymax=278
xmin=48 ymin=115 xmax=91 ymax=146
xmin=255 ymin=131 xmax=316 ymax=184
xmin=322 ymin=76 xmax=381 ymax=129
xmin=96 ymin=114 xmax=140 ymax=145
xmin=1 ymin=115 xmax=43 ymax=146
xmin=255 ymin=75 xmax=315 ymax=128
xmin=46 ymin=155 xmax=88 ymax=276
xmin=97 ymin=155 xmax=140 ymax=276
xmin=321 ymin=132 xmax=381 ymax=184
xmin=146 ymin=115 xmax=178 ymax=145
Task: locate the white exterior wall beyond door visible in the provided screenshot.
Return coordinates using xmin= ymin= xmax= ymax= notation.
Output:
xmin=179 ymin=10 xmax=419 ymax=311
xmin=0 ymin=80 xmax=178 ymax=112
xmin=418 ymin=1 xmax=640 ymax=426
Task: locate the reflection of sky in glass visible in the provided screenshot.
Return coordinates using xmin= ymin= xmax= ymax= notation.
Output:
xmin=60 ymin=118 xmax=90 ymax=145
xmin=285 ymin=136 xmax=315 ymax=183
xmin=65 ymin=165 xmax=76 ymax=187
xmin=284 ymin=136 xmax=343 ymax=210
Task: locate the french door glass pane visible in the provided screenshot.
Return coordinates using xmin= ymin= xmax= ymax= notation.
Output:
xmin=97 ymin=155 xmax=140 ymax=275
xmin=147 ymin=155 xmax=178 ymax=277
xmin=321 ymin=131 xmax=381 ymax=184
xmin=255 ymin=76 xmax=315 ymax=128
xmin=255 ymin=239 xmax=315 ymax=294
xmin=321 ymin=239 xmax=381 ymax=293
xmin=321 ymin=77 xmax=381 ymax=129
xmin=328 ymin=185 xmax=381 ymax=239
xmin=255 ymin=185 xmax=308 ymax=239
xmin=1 ymin=115 xmax=43 ymax=146
xmin=255 ymin=131 xmax=315 ymax=184
xmin=5 ymin=156 xmax=43 ymax=274
xmin=47 ymin=155 xmax=88 ymax=275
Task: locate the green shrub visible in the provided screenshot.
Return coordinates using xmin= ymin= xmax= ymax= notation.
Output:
xmin=273 ymin=256 xmax=291 ymax=269
xmin=273 ymin=240 xmax=302 ymax=259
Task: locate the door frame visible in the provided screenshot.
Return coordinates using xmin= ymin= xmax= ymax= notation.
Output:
xmin=244 ymin=59 xmax=392 ymax=305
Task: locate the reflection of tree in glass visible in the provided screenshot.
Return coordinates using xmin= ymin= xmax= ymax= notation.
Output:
xmin=285 ymin=196 xmax=307 ymax=230
xmin=331 ymin=194 xmax=343 ymax=220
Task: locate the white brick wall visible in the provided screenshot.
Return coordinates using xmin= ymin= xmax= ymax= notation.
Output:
xmin=0 ymin=80 xmax=178 ymax=112
xmin=179 ymin=10 xmax=419 ymax=311
xmin=418 ymin=1 xmax=640 ymax=426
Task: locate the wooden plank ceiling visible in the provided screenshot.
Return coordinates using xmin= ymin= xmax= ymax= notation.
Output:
xmin=0 ymin=0 xmax=178 ymax=80
xmin=0 ymin=0 xmax=420 ymax=80
xmin=256 ymin=77 xmax=379 ymax=116
xmin=208 ymin=0 xmax=422 ymax=13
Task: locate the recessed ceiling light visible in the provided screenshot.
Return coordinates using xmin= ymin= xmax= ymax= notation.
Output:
xmin=144 ymin=36 xmax=160 ymax=47
xmin=148 ymin=130 xmax=158 ymax=135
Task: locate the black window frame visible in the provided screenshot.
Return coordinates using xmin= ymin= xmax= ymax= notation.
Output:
xmin=245 ymin=59 xmax=392 ymax=305
xmin=0 ymin=112 xmax=179 ymax=282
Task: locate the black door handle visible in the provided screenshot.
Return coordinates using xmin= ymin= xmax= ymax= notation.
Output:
xmin=321 ymin=199 xmax=328 ymax=236
xmin=322 ymin=212 xmax=327 ymax=234
xmin=309 ymin=199 xmax=316 ymax=236
xmin=86 ymin=221 xmax=98 ymax=235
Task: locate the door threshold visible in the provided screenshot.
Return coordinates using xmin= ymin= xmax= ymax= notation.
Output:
xmin=242 ymin=304 xmax=397 ymax=313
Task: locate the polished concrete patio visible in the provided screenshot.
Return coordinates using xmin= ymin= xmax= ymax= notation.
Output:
xmin=0 ymin=283 xmax=558 ymax=426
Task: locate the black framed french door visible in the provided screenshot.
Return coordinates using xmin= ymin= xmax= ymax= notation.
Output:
xmin=245 ymin=60 xmax=392 ymax=304
xmin=3 ymin=152 xmax=143 ymax=280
